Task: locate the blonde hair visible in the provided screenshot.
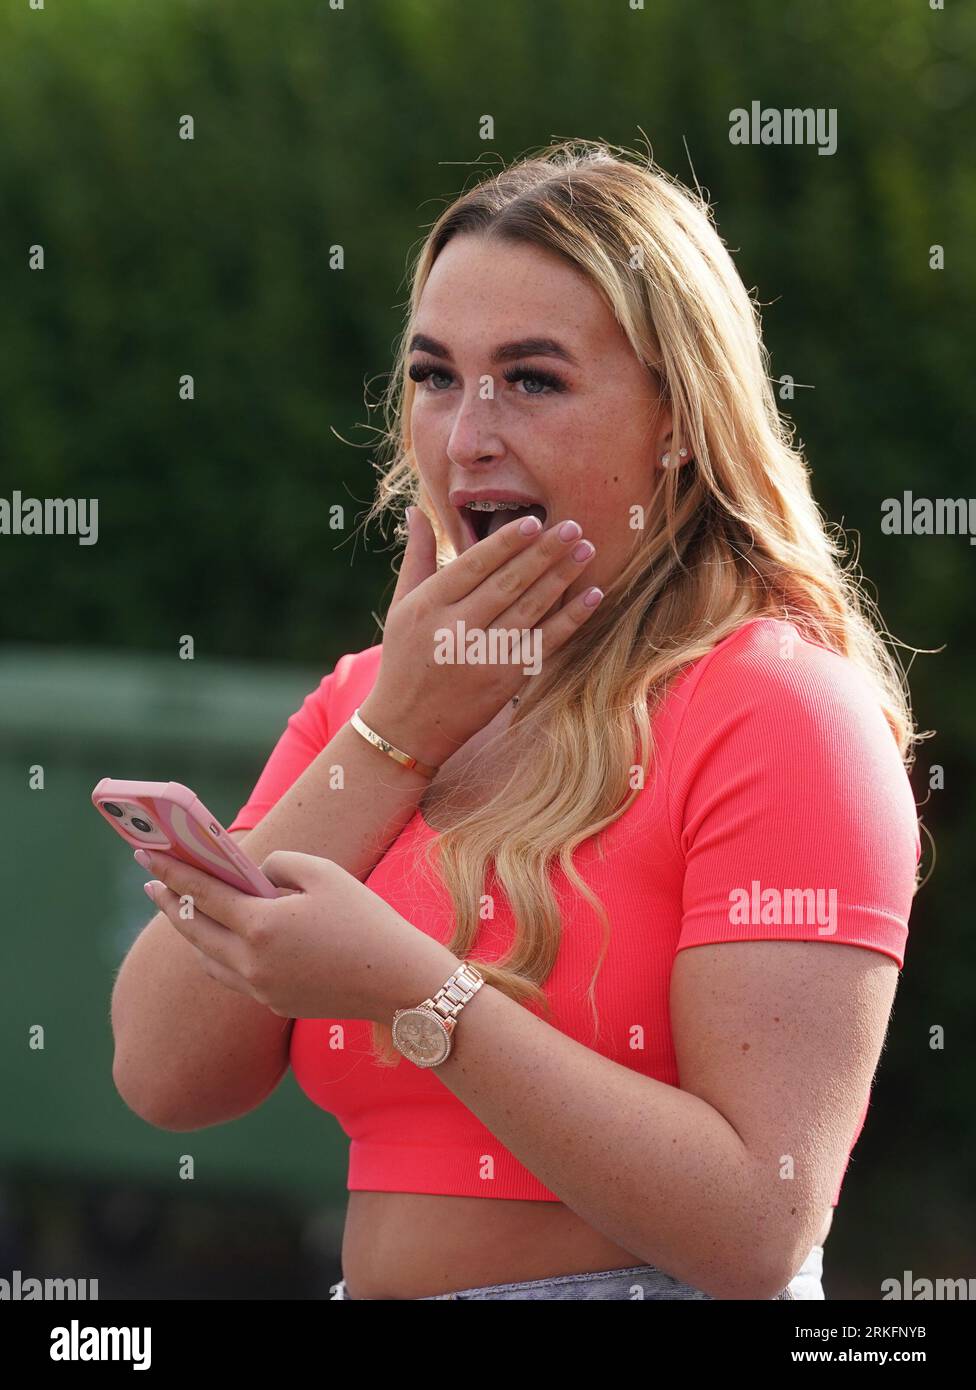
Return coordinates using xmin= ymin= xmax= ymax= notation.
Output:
xmin=360 ymin=137 xmax=924 ymax=1065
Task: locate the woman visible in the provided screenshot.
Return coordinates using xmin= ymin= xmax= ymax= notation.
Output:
xmin=114 ymin=139 xmax=923 ymax=1301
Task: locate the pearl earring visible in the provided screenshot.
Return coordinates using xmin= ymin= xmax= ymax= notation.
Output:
xmin=662 ymin=447 xmax=691 ymax=470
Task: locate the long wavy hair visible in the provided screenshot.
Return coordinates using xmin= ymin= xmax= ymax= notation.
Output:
xmin=360 ymin=137 xmax=924 ymax=1066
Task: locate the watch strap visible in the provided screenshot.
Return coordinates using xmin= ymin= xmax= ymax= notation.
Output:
xmin=422 ymin=962 xmax=485 ymax=1024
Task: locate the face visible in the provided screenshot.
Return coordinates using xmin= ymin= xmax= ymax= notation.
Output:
xmin=407 ymin=233 xmax=671 ymax=619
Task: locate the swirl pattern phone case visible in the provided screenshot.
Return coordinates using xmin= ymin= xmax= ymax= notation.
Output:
xmin=91 ymin=778 xmax=278 ymax=897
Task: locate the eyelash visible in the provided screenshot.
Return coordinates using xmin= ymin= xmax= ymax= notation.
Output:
xmin=408 ymin=359 xmax=568 ymax=396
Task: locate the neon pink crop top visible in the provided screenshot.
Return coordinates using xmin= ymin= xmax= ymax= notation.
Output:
xmin=229 ymin=616 xmax=921 ymax=1207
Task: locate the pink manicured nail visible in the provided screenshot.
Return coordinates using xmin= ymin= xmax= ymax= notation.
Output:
xmin=571 ymin=540 xmax=594 ymax=563
xmin=133 ymin=849 xmax=151 ymax=869
xmin=582 ymin=587 xmax=604 ymax=608
xmin=519 ymin=515 xmax=543 ymax=535
xmin=143 ymin=882 xmax=157 ymax=901
xmin=558 ymin=520 xmax=582 ymax=542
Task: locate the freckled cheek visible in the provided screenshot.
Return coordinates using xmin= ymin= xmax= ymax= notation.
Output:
xmin=588 ymin=508 xmax=629 ymax=569
xmin=410 ymin=401 xmax=437 ymax=451
xmin=409 ymin=408 xmax=450 ymax=485
xmin=574 ymin=490 xmax=647 ymax=572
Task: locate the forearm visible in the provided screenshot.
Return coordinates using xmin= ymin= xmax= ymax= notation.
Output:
xmin=112 ymin=696 xmax=439 ymax=1122
xmin=232 ymin=692 xmax=441 ymax=879
xmin=427 ymin=978 xmax=788 ymax=1300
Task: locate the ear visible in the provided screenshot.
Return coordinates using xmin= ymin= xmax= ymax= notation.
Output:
xmin=655 ymin=403 xmax=674 ymax=469
xmin=657 ymin=415 xmax=694 ymax=472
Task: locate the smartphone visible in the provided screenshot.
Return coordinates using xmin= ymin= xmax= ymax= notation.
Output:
xmin=91 ymin=778 xmax=279 ymax=898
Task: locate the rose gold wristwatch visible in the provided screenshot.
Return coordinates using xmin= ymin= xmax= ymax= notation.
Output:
xmin=391 ymin=963 xmax=486 ymax=1068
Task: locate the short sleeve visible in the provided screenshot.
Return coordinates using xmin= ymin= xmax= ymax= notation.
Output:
xmin=226 ymin=669 xmax=339 ymax=833
xmin=668 ymin=622 xmax=921 ymax=969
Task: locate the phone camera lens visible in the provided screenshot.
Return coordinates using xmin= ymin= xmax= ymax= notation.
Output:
xmin=103 ymin=803 xmax=124 ymax=818
xmin=131 ymin=817 xmax=153 ymax=834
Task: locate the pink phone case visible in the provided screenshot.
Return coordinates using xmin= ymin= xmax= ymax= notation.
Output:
xmin=91 ymin=778 xmax=279 ymax=898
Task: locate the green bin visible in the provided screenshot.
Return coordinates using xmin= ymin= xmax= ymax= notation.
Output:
xmin=0 ymin=644 xmax=350 ymax=1207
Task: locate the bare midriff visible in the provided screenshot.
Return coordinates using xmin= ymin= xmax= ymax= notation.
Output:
xmin=339 ymin=704 xmax=834 ymax=1300
xmin=340 ymin=1193 xmax=834 ymax=1300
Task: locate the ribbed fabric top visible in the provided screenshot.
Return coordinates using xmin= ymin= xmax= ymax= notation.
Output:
xmin=229 ymin=617 xmax=921 ymax=1205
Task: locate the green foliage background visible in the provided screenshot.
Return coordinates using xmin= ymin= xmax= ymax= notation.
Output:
xmin=1 ymin=0 xmax=973 ymax=1293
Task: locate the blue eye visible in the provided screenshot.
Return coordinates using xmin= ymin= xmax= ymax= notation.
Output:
xmin=502 ymin=366 xmax=567 ymax=395
xmin=408 ymin=360 xmax=568 ymax=396
xmin=408 ymin=362 xmax=453 ymax=390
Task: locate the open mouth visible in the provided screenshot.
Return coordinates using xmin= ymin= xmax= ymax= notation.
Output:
xmin=457 ymin=501 xmax=548 ymax=546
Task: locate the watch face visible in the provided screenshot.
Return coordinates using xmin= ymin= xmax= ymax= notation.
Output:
xmin=393 ymin=1009 xmax=450 ymax=1066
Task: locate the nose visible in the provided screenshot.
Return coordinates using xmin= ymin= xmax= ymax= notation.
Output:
xmin=445 ymin=388 xmax=506 ymax=468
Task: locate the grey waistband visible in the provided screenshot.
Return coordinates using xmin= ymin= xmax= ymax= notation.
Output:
xmin=328 ymin=1245 xmax=825 ymax=1301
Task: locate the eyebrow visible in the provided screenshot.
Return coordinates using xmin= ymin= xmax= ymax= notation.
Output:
xmin=408 ymin=333 xmax=581 ymax=369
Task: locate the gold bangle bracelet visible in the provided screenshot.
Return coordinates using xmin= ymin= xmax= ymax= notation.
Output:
xmin=349 ymin=707 xmax=440 ymax=780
